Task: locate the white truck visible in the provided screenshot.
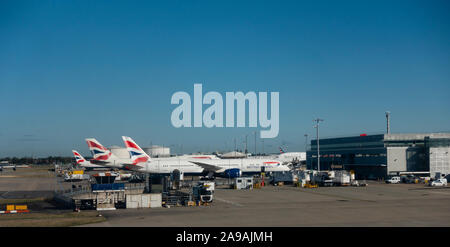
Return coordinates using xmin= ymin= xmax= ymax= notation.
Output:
xmin=193 ymin=181 xmax=215 ymax=203
xmin=386 ymin=176 xmax=401 ymax=184
xmin=329 ymin=170 xmax=351 ymax=186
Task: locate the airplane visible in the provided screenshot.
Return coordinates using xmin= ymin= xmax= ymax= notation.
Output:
xmin=85 ymin=138 xmax=134 ymax=170
xmin=122 ymin=136 xmax=291 ymax=179
xmin=85 ymin=138 xmax=220 ymax=171
xmin=276 ymin=147 xmax=306 ymax=164
xmin=71 ymin=150 xmax=109 ymax=170
xmin=121 ymin=136 xmax=203 ymax=175
xmin=0 ymin=161 xmax=16 ymax=171
xmin=178 ymin=154 xmax=220 ymax=160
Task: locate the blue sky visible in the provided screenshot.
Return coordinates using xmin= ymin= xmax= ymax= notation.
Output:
xmin=1 ymin=0 xmax=449 ymax=157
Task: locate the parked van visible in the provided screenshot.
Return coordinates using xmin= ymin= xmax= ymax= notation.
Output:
xmin=386 ymin=176 xmax=401 ymax=184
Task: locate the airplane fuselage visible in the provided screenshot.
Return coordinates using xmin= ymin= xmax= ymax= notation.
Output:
xmin=136 ymin=158 xmax=290 ymax=176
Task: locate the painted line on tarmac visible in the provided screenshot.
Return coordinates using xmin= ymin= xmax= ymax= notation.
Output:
xmin=409 ymin=187 xmax=450 ymax=191
xmin=426 ymin=190 xmax=450 ymax=196
xmin=214 ymin=197 xmax=244 ymax=207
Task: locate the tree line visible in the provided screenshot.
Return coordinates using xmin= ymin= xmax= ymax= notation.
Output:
xmin=0 ymin=156 xmax=79 ymax=165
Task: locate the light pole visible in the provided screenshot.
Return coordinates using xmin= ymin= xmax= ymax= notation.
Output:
xmin=313 ymin=118 xmax=324 ymax=172
xmin=385 ymin=111 xmax=391 ymax=134
xmin=262 ymin=139 xmax=265 ymax=155
xmin=304 ymin=134 xmax=308 ymax=151
xmin=245 ymin=134 xmax=248 ymax=154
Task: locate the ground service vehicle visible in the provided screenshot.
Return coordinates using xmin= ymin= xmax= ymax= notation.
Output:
xmin=193 ymin=181 xmax=214 ymax=203
xmin=386 ymin=176 xmax=401 ymax=184
xmin=430 ymin=178 xmax=448 ymax=187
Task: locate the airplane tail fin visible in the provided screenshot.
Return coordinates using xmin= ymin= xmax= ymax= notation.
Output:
xmin=122 ymin=136 xmax=151 ymax=165
xmin=279 ymin=147 xmax=285 ymax=154
xmin=85 ymin=138 xmax=114 ymax=161
xmin=72 ymin=150 xmax=87 ymax=165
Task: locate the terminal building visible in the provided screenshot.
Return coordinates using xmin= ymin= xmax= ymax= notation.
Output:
xmin=306 ymin=133 xmax=450 ymax=179
xmin=143 ymin=145 xmax=171 ymax=158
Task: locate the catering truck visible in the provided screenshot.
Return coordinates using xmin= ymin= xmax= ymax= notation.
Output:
xmin=329 ymin=170 xmax=351 ymax=186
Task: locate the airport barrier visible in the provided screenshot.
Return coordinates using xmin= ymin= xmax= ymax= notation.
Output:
xmin=1 ymin=204 xmax=29 ymax=214
xmin=124 ymin=183 xmax=146 ymax=190
xmin=0 ymin=210 xmax=30 ymax=214
xmin=15 ymin=205 xmax=28 ymax=210
xmin=126 ymin=194 xmax=162 ymax=208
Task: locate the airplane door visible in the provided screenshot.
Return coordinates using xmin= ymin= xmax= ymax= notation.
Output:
xmin=154 ymin=160 xmax=161 ymax=173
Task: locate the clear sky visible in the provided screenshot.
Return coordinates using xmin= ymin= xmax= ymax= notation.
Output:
xmin=1 ymin=0 xmax=449 ymax=157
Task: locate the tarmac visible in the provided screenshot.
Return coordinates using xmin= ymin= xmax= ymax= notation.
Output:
xmin=2 ymin=167 xmax=450 ymax=226
xmin=0 ymin=167 xmax=83 ymax=199
xmin=84 ymin=182 xmax=450 ymax=227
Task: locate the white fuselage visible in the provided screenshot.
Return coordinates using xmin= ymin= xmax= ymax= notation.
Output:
xmin=95 ymin=154 xmax=220 ymax=172
xmin=276 ymin=152 xmax=306 ymax=163
xmin=136 ymin=158 xmax=290 ymax=175
xmin=91 ymin=158 xmax=134 ymax=169
xmin=78 ymin=161 xmax=109 ymax=169
xmin=97 ymin=156 xmax=215 ymax=170
xmin=178 ymin=154 xmax=220 ymax=160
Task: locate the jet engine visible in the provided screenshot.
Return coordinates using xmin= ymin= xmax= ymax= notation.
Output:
xmin=221 ymin=168 xmax=242 ymax=178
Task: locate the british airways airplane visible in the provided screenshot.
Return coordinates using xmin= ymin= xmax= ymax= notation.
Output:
xmin=84 ymin=138 xmax=216 ymax=171
xmin=71 ymin=150 xmax=109 ymax=170
xmin=276 ymin=147 xmax=306 ymax=164
xmin=85 ymin=138 xmax=134 ymax=169
xmin=122 ymin=136 xmax=290 ymax=178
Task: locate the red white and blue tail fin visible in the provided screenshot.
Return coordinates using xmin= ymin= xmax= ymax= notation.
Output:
xmin=279 ymin=147 xmax=285 ymax=154
xmin=85 ymin=138 xmax=115 ymax=161
xmin=122 ymin=136 xmax=150 ymax=165
xmin=72 ymin=150 xmax=87 ymax=165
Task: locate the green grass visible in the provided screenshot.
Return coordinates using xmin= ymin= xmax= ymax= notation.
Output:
xmin=0 ymin=211 xmax=106 ymax=227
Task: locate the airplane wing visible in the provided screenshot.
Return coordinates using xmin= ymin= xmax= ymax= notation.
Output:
xmin=90 ymin=159 xmax=133 ymax=165
xmin=123 ymin=164 xmax=145 ymax=171
xmin=0 ymin=165 xmax=16 ymax=169
xmin=189 ymin=161 xmax=222 ymax=172
xmin=89 ymin=159 xmax=110 ymax=164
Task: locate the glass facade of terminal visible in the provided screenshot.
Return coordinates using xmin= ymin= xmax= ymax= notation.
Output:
xmin=306 ymin=134 xmax=450 ymax=179
xmin=307 ymin=135 xmax=388 ymax=179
